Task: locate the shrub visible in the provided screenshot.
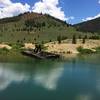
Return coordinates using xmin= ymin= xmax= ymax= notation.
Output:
xmin=95 ymin=47 xmax=100 ymax=53
xmin=0 ymin=47 xmax=9 ymax=54
xmin=12 ymin=43 xmax=23 ymax=50
xmin=77 ymin=46 xmax=94 ymax=54
xmin=89 ymin=35 xmax=100 ymax=40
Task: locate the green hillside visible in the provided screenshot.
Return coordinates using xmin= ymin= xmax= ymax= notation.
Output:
xmin=0 ymin=12 xmax=88 ymax=44
xmin=74 ymin=17 xmax=100 ymax=34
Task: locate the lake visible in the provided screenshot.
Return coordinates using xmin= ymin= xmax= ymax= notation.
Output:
xmin=0 ymin=54 xmax=100 ymax=100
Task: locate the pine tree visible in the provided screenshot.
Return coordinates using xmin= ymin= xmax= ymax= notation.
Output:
xmin=72 ymin=35 xmax=77 ymax=44
xmin=57 ymin=35 xmax=61 ymax=44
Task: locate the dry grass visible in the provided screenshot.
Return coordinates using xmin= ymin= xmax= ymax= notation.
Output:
xmin=0 ymin=44 xmax=12 ymax=50
xmin=45 ymin=39 xmax=100 ymax=55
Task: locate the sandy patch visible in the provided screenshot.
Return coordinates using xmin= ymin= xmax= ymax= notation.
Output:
xmin=22 ymin=40 xmax=100 ymax=56
xmin=45 ymin=39 xmax=100 ymax=55
xmin=0 ymin=44 xmax=12 ymax=50
xmin=24 ymin=43 xmax=35 ymax=49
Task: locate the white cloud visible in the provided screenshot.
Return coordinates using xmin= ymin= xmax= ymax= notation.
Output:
xmin=82 ymin=0 xmax=100 ymax=22
xmin=0 ymin=62 xmax=64 ymax=91
xmin=0 ymin=66 xmax=29 ymax=91
xmin=0 ymin=0 xmax=12 ymax=7
xmin=0 ymin=0 xmax=74 ymax=22
xmin=0 ymin=0 xmax=30 ymax=19
xmin=82 ymin=13 xmax=100 ymax=21
xmin=32 ymin=0 xmax=74 ymax=21
xmin=98 ymin=0 xmax=100 ymax=4
xmin=34 ymin=67 xmax=63 ymax=90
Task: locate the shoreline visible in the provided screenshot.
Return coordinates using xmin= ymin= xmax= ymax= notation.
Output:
xmin=44 ymin=39 xmax=100 ymax=55
xmin=0 ymin=39 xmax=99 ymax=61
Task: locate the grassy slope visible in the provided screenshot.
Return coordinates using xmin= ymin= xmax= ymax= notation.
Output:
xmin=0 ymin=12 xmax=87 ymax=44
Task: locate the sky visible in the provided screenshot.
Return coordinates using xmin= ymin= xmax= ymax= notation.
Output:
xmin=0 ymin=0 xmax=100 ymax=24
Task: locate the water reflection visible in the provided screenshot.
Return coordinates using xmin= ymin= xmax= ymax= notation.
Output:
xmin=34 ymin=66 xmax=64 ymax=90
xmin=0 ymin=55 xmax=100 ymax=100
xmin=0 ymin=64 xmax=29 ymax=91
xmin=76 ymin=94 xmax=92 ymax=100
xmin=0 ymin=60 xmax=64 ymax=91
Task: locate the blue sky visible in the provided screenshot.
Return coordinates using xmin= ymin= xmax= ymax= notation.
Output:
xmin=61 ymin=0 xmax=100 ymax=24
xmin=0 ymin=0 xmax=100 ymax=24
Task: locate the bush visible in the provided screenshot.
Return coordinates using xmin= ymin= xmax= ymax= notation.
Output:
xmin=95 ymin=47 xmax=100 ymax=53
xmin=89 ymin=35 xmax=100 ymax=40
xmin=12 ymin=43 xmax=24 ymax=50
xmin=77 ymin=46 xmax=94 ymax=54
xmin=0 ymin=47 xmax=9 ymax=54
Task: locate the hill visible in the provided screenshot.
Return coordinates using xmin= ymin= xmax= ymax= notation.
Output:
xmin=74 ymin=17 xmax=100 ymax=34
xmin=0 ymin=12 xmax=84 ymax=44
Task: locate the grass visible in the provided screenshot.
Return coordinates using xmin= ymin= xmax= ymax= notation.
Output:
xmin=77 ymin=46 xmax=95 ymax=54
xmin=0 ymin=48 xmax=30 ymax=62
xmin=95 ymin=47 xmax=100 ymax=53
xmin=0 ymin=47 xmax=10 ymax=54
xmin=0 ymin=12 xmax=94 ymax=44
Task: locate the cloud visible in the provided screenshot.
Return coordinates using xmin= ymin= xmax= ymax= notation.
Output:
xmin=0 ymin=0 xmax=12 ymax=7
xmin=0 ymin=66 xmax=29 ymax=91
xmin=0 ymin=0 xmax=74 ymax=22
xmin=0 ymin=0 xmax=30 ymax=19
xmin=32 ymin=0 xmax=74 ymax=21
xmin=0 ymin=62 xmax=64 ymax=91
xmin=82 ymin=13 xmax=100 ymax=21
xmin=34 ymin=67 xmax=63 ymax=90
xmin=82 ymin=0 xmax=100 ymax=22
xmin=98 ymin=0 xmax=100 ymax=4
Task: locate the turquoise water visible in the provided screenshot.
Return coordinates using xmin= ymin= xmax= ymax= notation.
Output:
xmin=0 ymin=54 xmax=100 ymax=100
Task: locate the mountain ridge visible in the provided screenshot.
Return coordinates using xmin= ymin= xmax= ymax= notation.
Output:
xmin=74 ymin=17 xmax=100 ymax=34
xmin=0 ymin=12 xmax=81 ymax=43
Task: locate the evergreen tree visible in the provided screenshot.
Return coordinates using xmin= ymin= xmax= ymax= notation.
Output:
xmin=82 ymin=37 xmax=86 ymax=44
xmin=57 ymin=35 xmax=61 ymax=44
xmin=72 ymin=35 xmax=77 ymax=44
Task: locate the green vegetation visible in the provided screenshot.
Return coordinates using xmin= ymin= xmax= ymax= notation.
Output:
xmin=89 ymin=35 xmax=100 ymax=40
xmin=82 ymin=35 xmax=87 ymax=44
xmin=0 ymin=12 xmax=92 ymax=44
xmin=0 ymin=49 xmax=29 ymax=62
xmin=57 ymin=35 xmax=62 ymax=44
xmin=57 ymin=35 xmax=68 ymax=44
xmin=9 ymin=43 xmax=23 ymax=50
xmin=82 ymin=37 xmax=85 ymax=44
xmin=0 ymin=12 xmax=99 ymax=59
xmin=0 ymin=47 xmax=9 ymax=54
xmin=72 ymin=35 xmax=77 ymax=44
xmin=74 ymin=17 xmax=100 ymax=34
xmin=95 ymin=47 xmax=100 ymax=53
xmin=77 ymin=46 xmax=94 ymax=54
